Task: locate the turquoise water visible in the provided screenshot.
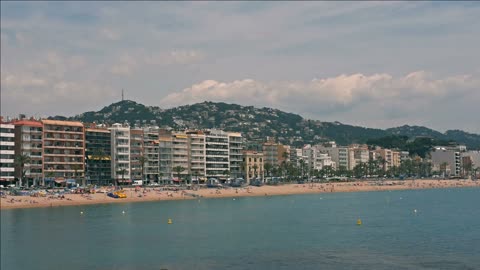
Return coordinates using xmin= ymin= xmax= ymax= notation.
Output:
xmin=2 ymin=188 xmax=480 ymax=270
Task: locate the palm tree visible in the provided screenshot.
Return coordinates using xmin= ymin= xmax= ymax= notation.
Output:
xmin=299 ymin=159 xmax=306 ymax=180
xmin=14 ymin=154 xmax=31 ymax=187
xmin=264 ymin=163 xmax=273 ymax=178
xmin=138 ymin=155 xmax=148 ymax=183
xmin=252 ymin=164 xmax=258 ymax=177
xmin=173 ymin=166 xmax=185 ymax=185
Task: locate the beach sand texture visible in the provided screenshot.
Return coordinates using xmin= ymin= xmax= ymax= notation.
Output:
xmin=1 ymin=179 xmax=479 ymax=210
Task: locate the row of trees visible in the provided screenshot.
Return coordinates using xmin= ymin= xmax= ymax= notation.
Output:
xmin=263 ymin=157 xmax=478 ymax=181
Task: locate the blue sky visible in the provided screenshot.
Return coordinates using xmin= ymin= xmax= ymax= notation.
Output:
xmin=1 ymin=1 xmax=479 ymax=133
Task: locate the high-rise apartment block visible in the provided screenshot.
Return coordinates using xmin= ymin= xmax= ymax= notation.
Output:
xmin=110 ymin=123 xmax=131 ymax=184
xmin=143 ymin=127 xmax=159 ymax=182
xmin=85 ymin=127 xmax=112 ymax=185
xmin=42 ymin=120 xmax=85 ymax=184
xmin=205 ymin=130 xmax=230 ymax=178
xmin=0 ymin=123 xmax=16 ymax=184
xmin=13 ymin=119 xmax=43 ymax=186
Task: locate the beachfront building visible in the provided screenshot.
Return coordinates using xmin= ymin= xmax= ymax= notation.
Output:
xmin=110 ymin=123 xmax=131 ymax=184
xmin=302 ymin=144 xmax=336 ymax=173
xmin=348 ymin=144 xmax=369 ymax=170
xmin=462 ymin=151 xmax=480 ymax=169
xmin=262 ymin=139 xmax=290 ymax=167
xmin=85 ymin=127 xmax=112 ymax=185
xmin=375 ymin=148 xmax=393 ymax=171
xmin=0 ymin=122 xmax=16 ymax=185
xmin=143 ymin=127 xmax=160 ymax=183
xmin=317 ymin=142 xmax=349 ymax=170
xmin=12 ymin=119 xmax=43 ymax=186
xmin=290 ymin=148 xmax=304 ymax=167
xmin=158 ymin=131 xmax=173 ymax=183
xmin=228 ymin=132 xmax=243 ymax=179
xmin=187 ymin=131 xmax=206 ymax=182
xmin=430 ymin=146 xmax=462 ymax=176
xmin=242 ymin=150 xmax=264 ymax=184
xmin=205 ymin=129 xmax=230 ymax=180
xmin=171 ymin=132 xmax=189 ymax=182
xmin=42 ymin=120 xmax=85 ymax=186
xmin=130 ymin=128 xmax=144 ymax=182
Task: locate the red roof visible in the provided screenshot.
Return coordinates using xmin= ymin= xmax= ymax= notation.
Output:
xmin=12 ymin=120 xmax=43 ymax=127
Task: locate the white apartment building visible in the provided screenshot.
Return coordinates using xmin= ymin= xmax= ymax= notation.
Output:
xmin=110 ymin=124 xmax=131 ymax=183
xmin=187 ymin=131 xmax=206 ymax=181
xmin=228 ymin=132 xmax=243 ymax=179
xmin=171 ymin=132 xmax=189 ymax=180
xmin=431 ymin=146 xmax=462 ymax=176
xmin=317 ymin=143 xmax=348 ymax=170
xmin=302 ymin=145 xmax=336 ymax=172
xmin=348 ymin=144 xmax=369 ymax=170
xmin=13 ymin=120 xmax=43 ymax=186
xmin=0 ymin=123 xmax=15 ymax=183
xmin=143 ymin=127 xmax=159 ymax=182
xmin=205 ymin=129 xmax=230 ymax=179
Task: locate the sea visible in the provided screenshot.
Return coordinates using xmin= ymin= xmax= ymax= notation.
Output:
xmin=1 ymin=187 xmax=480 ymax=270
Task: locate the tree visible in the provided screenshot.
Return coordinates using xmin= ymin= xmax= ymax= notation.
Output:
xmin=14 ymin=154 xmax=31 ymax=187
xmin=264 ymin=163 xmax=273 ymax=178
xmin=138 ymin=155 xmax=148 ymax=182
xmin=299 ymin=159 xmax=307 ymax=180
xmin=173 ymin=166 xmax=185 ymax=185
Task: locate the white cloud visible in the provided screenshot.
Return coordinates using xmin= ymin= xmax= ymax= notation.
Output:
xmin=160 ymin=71 xmax=480 ymax=131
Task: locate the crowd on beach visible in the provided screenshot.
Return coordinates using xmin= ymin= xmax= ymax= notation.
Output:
xmin=1 ymin=179 xmax=479 ymax=210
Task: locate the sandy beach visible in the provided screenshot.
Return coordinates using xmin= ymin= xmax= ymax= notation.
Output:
xmin=1 ymin=179 xmax=479 ymax=210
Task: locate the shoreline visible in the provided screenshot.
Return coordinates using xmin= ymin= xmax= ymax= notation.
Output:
xmin=1 ymin=179 xmax=479 ymax=210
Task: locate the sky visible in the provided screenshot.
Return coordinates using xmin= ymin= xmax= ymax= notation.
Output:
xmin=1 ymin=1 xmax=479 ymax=133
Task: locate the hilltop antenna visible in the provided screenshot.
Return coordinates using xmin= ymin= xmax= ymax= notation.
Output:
xmin=122 ymin=89 xmax=124 ymax=101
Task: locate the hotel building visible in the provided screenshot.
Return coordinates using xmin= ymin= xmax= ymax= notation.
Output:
xmin=110 ymin=123 xmax=131 ymax=184
xmin=130 ymin=128 xmax=144 ymax=181
xmin=13 ymin=119 xmax=43 ymax=186
xmin=242 ymin=150 xmax=264 ymax=184
xmin=0 ymin=122 xmax=16 ymax=184
xmin=143 ymin=127 xmax=159 ymax=183
xmin=205 ymin=130 xmax=230 ymax=179
xmin=85 ymin=127 xmax=112 ymax=185
xmin=228 ymin=132 xmax=243 ymax=178
xmin=42 ymin=120 xmax=85 ymax=185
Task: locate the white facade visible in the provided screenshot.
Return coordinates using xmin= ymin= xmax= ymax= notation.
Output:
xmin=205 ymin=129 xmax=230 ymax=178
xmin=187 ymin=132 xmax=206 ymax=180
xmin=228 ymin=132 xmax=243 ymax=178
xmin=431 ymin=146 xmax=461 ymax=176
xmin=143 ymin=127 xmax=159 ymax=182
xmin=302 ymin=144 xmax=336 ymax=172
xmin=110 ymin=124 xmax=131 ymax=182
xmin=0 ymin=124 xmax=15 ymax=181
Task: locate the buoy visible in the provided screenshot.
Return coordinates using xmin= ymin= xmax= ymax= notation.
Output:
xmin=167 ymin=218 xmax=173 ymax=224
xmin=357 ymin=219 xmax=362 ymax=225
